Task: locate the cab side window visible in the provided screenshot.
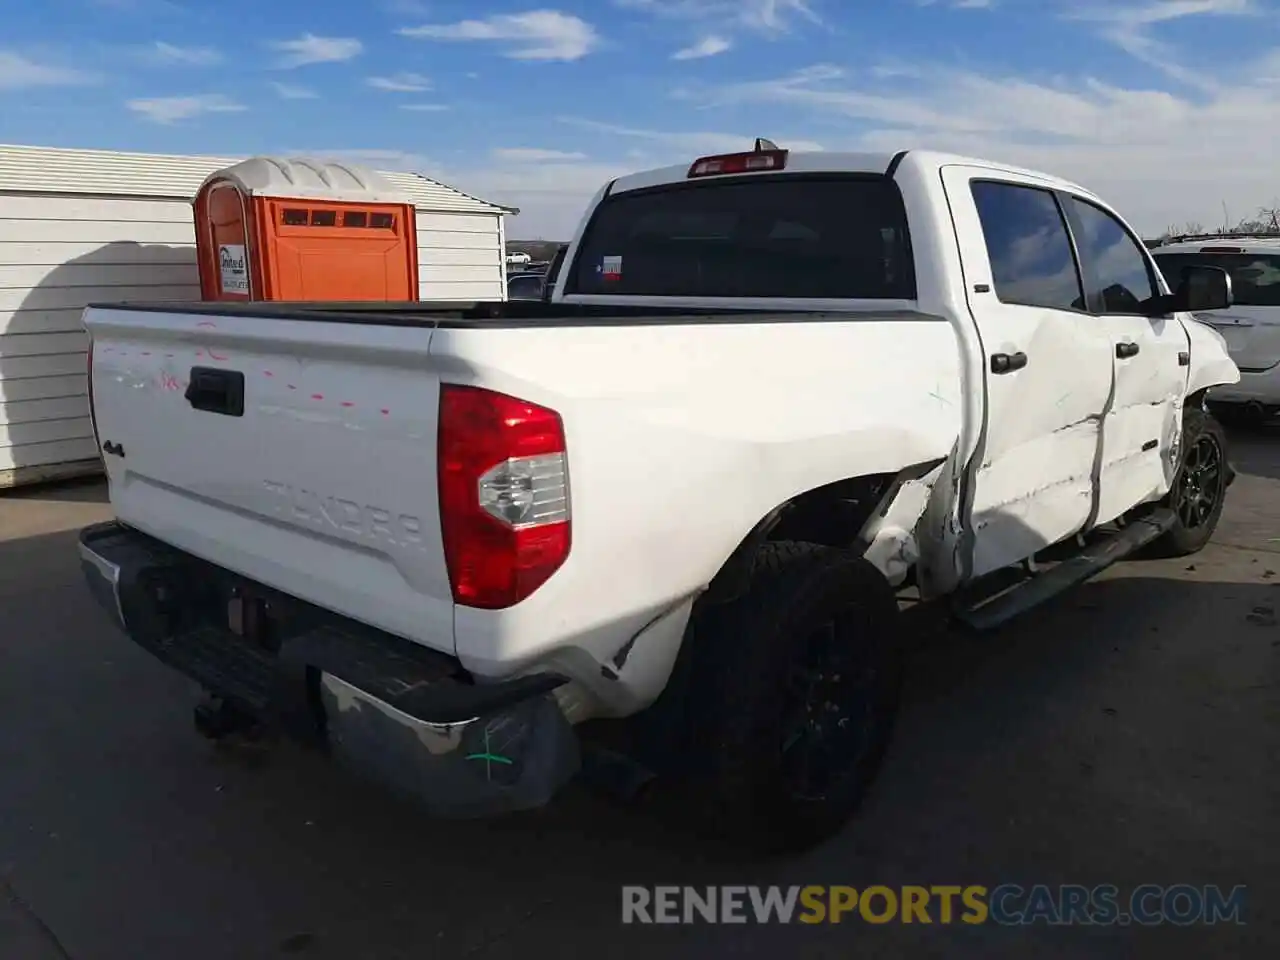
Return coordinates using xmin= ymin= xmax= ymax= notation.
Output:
xmin=1067 ymin=198 xmax=1159 ymax=315
xmin=971 ymin=181 xmax=1085 ymax=312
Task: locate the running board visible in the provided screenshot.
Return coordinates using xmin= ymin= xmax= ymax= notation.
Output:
xmin=954 ymin=508 xmax=1175 ymax=632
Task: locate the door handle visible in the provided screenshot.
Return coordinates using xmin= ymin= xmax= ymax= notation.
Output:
xmin=990 ymin=352 xmax=1027 ymax=374
xmin=1115 ymin=341 xmax=1140 ymax=359
xmin=184 ymin=366 xmax=245 ymax=417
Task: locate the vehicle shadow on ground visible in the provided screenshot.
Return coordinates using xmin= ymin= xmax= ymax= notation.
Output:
xmin=0 ymin=476 xmax=108 ymax=506
xmin=0 ymin=523 xmax=1276 ymax=960
xmin=1224 ymin=419 xmax=1280 ymax=482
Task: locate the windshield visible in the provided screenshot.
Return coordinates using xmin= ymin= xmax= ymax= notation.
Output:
xmin=1153 ymin=252 xmax=1280 ymax=307
xmin=565 ymin=175 xmax=915 ymax=299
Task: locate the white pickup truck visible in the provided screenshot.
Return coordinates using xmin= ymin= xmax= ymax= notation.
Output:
xmin=78 ymin=147 xmax=1241 ymax=854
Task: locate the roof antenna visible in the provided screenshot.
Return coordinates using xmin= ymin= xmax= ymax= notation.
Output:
xmin=754 ymin=138 xmax=779 ymax=151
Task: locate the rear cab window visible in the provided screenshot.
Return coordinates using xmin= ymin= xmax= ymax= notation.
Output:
xmin=565 ymin=175 xmax=916 ymax=300
xmin=1153 ymin=250 xmax=1280 ymax=307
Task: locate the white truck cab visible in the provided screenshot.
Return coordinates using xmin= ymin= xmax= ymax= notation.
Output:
xmin=1151 ymin=234 xmax=1280 ymax=422
xmin=77 ymin=146 xmax=1240 ymax=855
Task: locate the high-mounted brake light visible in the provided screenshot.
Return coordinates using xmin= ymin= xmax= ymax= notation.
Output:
xmin=687 ymin=149 xmax=788 ymax=178
xmin=1199 ymin=246 xmax=1244 ymax=253
xmin=438 ymin=385 xmax=570 ymax=610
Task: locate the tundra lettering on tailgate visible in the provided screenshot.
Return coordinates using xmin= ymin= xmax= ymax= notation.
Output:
xmin=262 ymin=480 xmax=425 ymax=549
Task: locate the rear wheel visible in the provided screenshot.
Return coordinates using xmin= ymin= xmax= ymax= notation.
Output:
xmin=1149 ymin=406 xmax=1229 ymax=557
xmin=687 ymin=541 xmax=902 ymax=855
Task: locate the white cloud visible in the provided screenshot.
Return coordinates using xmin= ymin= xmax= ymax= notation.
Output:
xmin=145 ymin=42 xmax=222 ymax=66
xmin=677 ymin=48 xmax=1280 ymax=235
xmin=1066 ymin=0 xmax=1257 ymax=91
xmin=398 ymin=10 xmax=601 ymax=61
xmin=400 ymin=102 xmax=451 ymax=111
xmin=367 ymin=72 xmax=432 ymax=92
xmin=672 ymin=35 xmax=731 ymax=59
xmin=126 ymin=93 xmax=246 ymax=124
xmin=285 ymin=1 xmax=1280 ymax=240
xmin=615 ymin=0 xmax=820 ymax=35
xmin=288 ymin=143 xmax=623 ymax=237
xmin=449 ymin=159 xmax=632 ymax=237
xmin=269 ymin=34 xmax=363 ymax=68
xmin=291 ymin=148 xmax=437 ymax=172
xmin=424 ymin=119 xmax=825 ymax=236
xmin=270 ymin=82 xmax=318 ymax=99
xmin=0 ymin=51 xmax=97 ymax=89
xmin=493 ymin=147 xmax=591 ymax=162
xmin=558 ymin=116 xmax=824 ymax=154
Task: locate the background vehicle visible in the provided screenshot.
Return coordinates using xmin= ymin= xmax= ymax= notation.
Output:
xmin=506 ymin=271 xmax=546 ymax=300
xmin=1152 ymin=234 xmax=1280 ymax=423
xmin=78 ymin=148 xmax=1239 ymax=854
xmin=506 ymin=244 xmax=569 ymax=300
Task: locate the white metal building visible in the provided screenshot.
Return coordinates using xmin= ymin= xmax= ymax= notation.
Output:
xmin=0 ymin=143 xmax=513 ymax=489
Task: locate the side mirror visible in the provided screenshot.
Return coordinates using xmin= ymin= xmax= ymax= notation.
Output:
xmin=1171 ymin=264 xmax=1233 ymax=312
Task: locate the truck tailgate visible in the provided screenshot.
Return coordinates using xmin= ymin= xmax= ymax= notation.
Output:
xmin=83 ymin=305 xmax=456 ymax=655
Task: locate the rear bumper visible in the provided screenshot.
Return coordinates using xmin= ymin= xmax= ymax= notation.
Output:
xmin=78 ymin=521 xmax=580 ymax=817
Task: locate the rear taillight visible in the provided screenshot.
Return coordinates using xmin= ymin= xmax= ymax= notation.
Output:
xmin=438 ymin=385 xmax=570 ymax=610
xmin=86 ymin=340 xmax=99 ymax=445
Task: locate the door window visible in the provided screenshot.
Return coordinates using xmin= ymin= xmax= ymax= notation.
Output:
xmin=971 ymin=181 xmax=1085 ymax=312
xmin=1067 ymin=198 xmax=1159 ymax=315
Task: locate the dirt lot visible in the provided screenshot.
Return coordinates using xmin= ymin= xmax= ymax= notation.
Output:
xmin=2 ymin=427 xmax=1277 ymax=960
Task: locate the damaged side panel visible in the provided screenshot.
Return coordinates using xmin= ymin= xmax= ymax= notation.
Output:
xmin=1092 ymin=312 xmax=1193 ymax=525
xmin=939 ymin=163 xmax=1125 ymax=583
xmin=964 ymin=417 xmax=1101 ymax=578
xmin=858 ymin=461 xmax=946 ymax=587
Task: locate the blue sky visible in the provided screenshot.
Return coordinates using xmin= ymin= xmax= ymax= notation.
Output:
xmin=3 ymin=0 xmax=1279 ymax=238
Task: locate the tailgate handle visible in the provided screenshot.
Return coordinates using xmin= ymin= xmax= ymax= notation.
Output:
xmin=185 ymin=367 xmax=245 ymax=417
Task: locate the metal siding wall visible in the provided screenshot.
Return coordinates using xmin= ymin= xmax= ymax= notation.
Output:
xmin=0 ymin=193 xmax=201 ymax=485
xmin=415 ymin=211 xmax=505 ymax=302
xmin=0 ymin=145 xmax=513 ymax=485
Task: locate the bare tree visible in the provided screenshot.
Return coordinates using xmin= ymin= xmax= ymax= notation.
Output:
xmin=1254 ymin=206 xmax=1280 ymax=232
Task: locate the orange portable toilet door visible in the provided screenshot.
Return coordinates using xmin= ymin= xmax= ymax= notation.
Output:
xmin=208 ymin=184 xmax=252 ymax=299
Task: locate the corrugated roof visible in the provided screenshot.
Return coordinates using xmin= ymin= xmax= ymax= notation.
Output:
xmin=206 ymin=157 xmax=409 ymax=204
xmin=381 ymin=170 xmax=517 ymax=216
xmin=0 ymin=144 xmax=511 ymax=216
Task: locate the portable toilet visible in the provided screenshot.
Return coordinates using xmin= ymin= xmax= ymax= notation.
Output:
xmin=193 ymin=156 xmax=419 ymax=301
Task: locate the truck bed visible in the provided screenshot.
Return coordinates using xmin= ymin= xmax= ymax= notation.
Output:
xmin=83 ymin=299 xmax=961 ymax=681
xmin=90 ymin=298 xmax=920 ymax=327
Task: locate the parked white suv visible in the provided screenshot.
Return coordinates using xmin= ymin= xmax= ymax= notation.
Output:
xmin=1152 ymin=234 xmax=1280 ymax=422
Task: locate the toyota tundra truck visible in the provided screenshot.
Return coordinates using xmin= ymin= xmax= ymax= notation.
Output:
xmin=77 ymin=147 xmax=1240 ymax=854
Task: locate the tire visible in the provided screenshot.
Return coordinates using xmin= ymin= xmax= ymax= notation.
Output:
xmin=686 ymin=541 xmax=903 ymax=856
xmin=1148 ymin=406 xmax=1230 ymax=557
